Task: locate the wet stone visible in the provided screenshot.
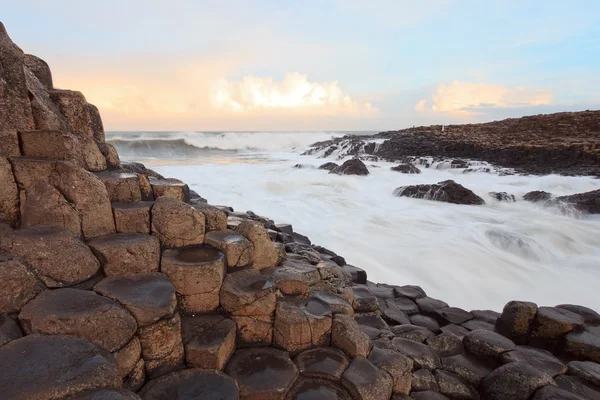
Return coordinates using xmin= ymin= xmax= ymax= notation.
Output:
xmin=123 ymin=358 xmax=146 ymax=392
xmin=496 ymin=300 xmax=538 ymax=345
xmin=410 ymin=392 xmax=450 ymax=400
xmin=368 ymin=347 xmax=413 ymax=395
xmin=557 ymin=304 xmax=600 ymax=325
xmin=463 ymin=329 xmax=516 ymax=360
xmin=433 ymin=307 xmax=474 ymax=325
xmin=66 ymin=389 xmax=141 ymax=400
xmin=148 ymin=177 xmax=190 ymax=202
xmin=394 ymin=296 xmax=420 ymax=315
xmin=356 ymin=314 xmax=390 ymax=331
xmin=555 ymin=375 xmax=600 ymax=400
xmin=0 ymin=334 xmax=121 ymax=400
xmin=311 ymin=290 xmax=354 ymax=316
xmin=94 ymin=273 xmax=176 ymax=327
xmin=332 ymin=313 xmax=372 ymax=357
xmin=138 ymin=369 xmax=238 ymax=400
xmin=411 ymin=369 xmax=439 ymax=392
xmin=369 ymin=285 xmax=395 ymax=299
xmin=341 ymin=264 xmax=367 ymax=284
xmin=232 ymin=314 xmax=274 ymax=347
xmin=190 ymin=201 xmax=227 ymax=231
xmin=410 ymin=314 xmax=442 ymax=333
xmin=88 ymin=233 xmax=160 ymax=277
xmin=295 ymin=347 xmax=350 ymax=380
xmin=381 ymin=299 xmax=411 ymax=325
xmin=441 ymin=353 xmax=494 ymax=386
xmin=342 ymin=356 xmax=394 ymax=400
xmin=481 ymin=362 xmax=555 ymax=400
xmin=435 ymin=370 xmax=480 ymax=400
xmin=113 ymin=336 xmax=141 ymax=378
xmin=568 ymin=360 xmax=600 ymax=387
xmin=19 ymin=288 xmax=137 ymax=352
xmin=181 ymin=314 xmax=236 ymax=370
xmin=0 ymin=314 xmax=22 ymax=347
xmin=391 ymin=337 xmax=441 ymax=370
xmin=286 ymin=377 xmax=352 ymax=400
xmin=225 ymin=347 xmax=299 ymax=400
xmin=462 ymin=319 xmax=496 ymax=332
xmin=274 ymin=299 xmax=332 ymax=353
xmin=112 ymin=202 xmax=152 ymax=234
xmin=470 ymin=309 xmax=501 ymax=325
xmin=94 ymin=170 xmax=142 ymax=203
xmin=561 ymin=330 xmax=600 ymax=363
xmin=0 ymin=257 xmax=43 ymax=314
xmin=530 ymin=306 xmax=585 ymax=351
xmin=500 ymin=345 xmax=566 ymax=377
xmin=426 ymin=332 xmax=464 ymax=357
xmin=533 ymin=385 xmax=587 ymax=400
xmin=394 ymin=285 xmax=426 ymax=300
xmin=440 ymin=324 xmax=470 ymax=339
xmin=205 ymin=229 xmax=253 ymax=268
xmin=416 ymin=297 xmax=449 ymax=314
xmin=352 ymin=287 xmax=379 ymax=312
xmin=219 ymin=268 xmax=275 ymax=316
xmin=392 ymin=324 xmax=436 ymax=343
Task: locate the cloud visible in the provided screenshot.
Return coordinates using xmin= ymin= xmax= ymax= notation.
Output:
xmin=415 ymin=81 xmax=553 ymax=116
xmin=211 ymin=72 xmax=377 ymax=117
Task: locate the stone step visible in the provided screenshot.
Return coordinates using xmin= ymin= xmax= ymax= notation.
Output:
xmin=94 ymin=170 xmax=142 ymax=203
xmin=112 ymin=201 xmax=153 ymax=234
xmin=87 ymin=232 xmax=160 ymax=277
xmin=205 ymin=229 xmax=254 ymax=268
xmin=138 ymin=369 xmax=238 ymax=400
xmin=181 ymin=314 xmax=236 ymax=370
xmin=148 ymin=177 xmax=190 ymax=202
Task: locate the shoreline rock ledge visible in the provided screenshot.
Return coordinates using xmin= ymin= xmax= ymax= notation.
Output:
xmin=1 ymin=21 xmax=600 ymax=400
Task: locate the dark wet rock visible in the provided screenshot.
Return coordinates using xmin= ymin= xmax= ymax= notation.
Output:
xmin=120 ymin=162 xmax=164 ymax=179
xmin=496 ymin=300 xmax=538 ymax=344
xmin=394 ymin=180 xmax=485 ymax=205
xmin=0 ymin=314 xmax=22 ymax=346
xmin=89 ymin=233 xmax=160 ymax=277
xmin=464 ymin=329 xmax=516 ymax=360
xmin=470 ymin=310 xmax=500 ymax=325
xmin=557 ymin=304 xmax=600 ymax=325
xmin=461 ymin=319 xmax=496 ymax=332
xmin=181 ymin=314 xmax=236 ymax=370
xmin=411 ymin=369 xmax=439 ymax=392
xmin=435 ymin=370 xmax=480 ymax=400
xmin=393 ymin=285 xmax=426 ymax=300
xmin=219 ymin=268 xmax=275 ymax=316
xmin=568 ymin=360 xmax=600 ymax=387
xmin=356 ymin=314 xmax=389 ymax=331
xmin=441 ymin=353 xmax=494 ymax=386
xmin=330 ymin=158 xmax=370 ymax=176
xmin=500 ymin=345 xmax=567 ymax=377
xmin=553 ymin=189 xmax=600 ymax=214
xmin=433 ymin=307 xmax=474 ymax=326
xmin=391 ymin=337 xmax=441 ymax=370
xmin=295 ymin=347 xmax=350 ymax=380
xmin=352 ymin=287 xmax=379 ymax=312
xmin=480 ymin=362 xmax=555 ymax=400
xmin=394 ymin=297 xmax=420 ymax=315
xmin=555 ymin=375 xmax=600 ymax=400
xmin=0 ymin=334 xmax=121 ymax=400
xmin=94 ymin=273 xmax=176 ymax=328
xmin=311 ymin=290 xmax=354 ymax=316
xmin=138 ymin=368 xmax=239 ymax=400
xmin=440 ymin=324 xmax=471 ymax=339
xmin=66 ymin=389 xmax=141 ymax=400
xmin=523 ymin=191 xmax=553 ymax=202
xmin=426 ymin=332 xmax=464 ymax=357
xmin=318 ymin=162 xmax=339 ymax=171
xmin=381 ymin=299 xmax=411 ymax=325
xmin=293 ymin=163 xmax=314 ymax=169
xmin=533 ymin=385 xmax=587 ymax=400
xmin=411 ymin=392 xmax=450 ymax=400
xmin=529 ymin=306 xmax=585 ymax=351
xmin=19 ymin=288 xmax=137 ymax=352
xmin=391 ymin=164 xmax=421 ymax=174
xmin=225 ymin=347 xmax=298 ymax=400
xmin=489 ymin=192 xmax=516 ymax=202
xmin=561 ymin=330 xmax=600 ymax=363
xmin=286 ymin=377 xmax=352 ymax=400
xmin=342 ymin=265 xmax=367 ymax=284
xmin=416 ymin=297 xmax=449 ymax=314
xmin=368 ymin=347 xmax=413 ymax=395
xmin=392 ymin=324 xmax=436 ymax=343
xmin=410 ymin=314 xmax=442 ymax=333
xmin=342 ymin=356 xmax=394 ymax=400
xmin=332 ymin=313 xmax=372 ymax=357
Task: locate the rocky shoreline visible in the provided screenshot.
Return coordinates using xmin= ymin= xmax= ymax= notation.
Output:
xmin=304 ymin=111 xmax=600 ymax=177
xmin=2 ymin=22 xmax=600 ymax=400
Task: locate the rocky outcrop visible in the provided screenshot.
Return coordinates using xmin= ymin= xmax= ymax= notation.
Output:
xmin=553 ymin=189 xmax=600 ymax=214
xmin=394 ymin=180 xmax=486 ymax=205
xmin=318 ymin=162 xmax=339 ymax=171
xmin=391 ymin=164 xmax=421 ymax=174
xmin=523 ymin=191 xmax=553 ymax=202
xmin=330 ymin=158 xmax=370 ymax=176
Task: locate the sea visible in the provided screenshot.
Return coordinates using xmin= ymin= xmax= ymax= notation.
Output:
xmin=107 ymin=131 xmax=600 ymax=312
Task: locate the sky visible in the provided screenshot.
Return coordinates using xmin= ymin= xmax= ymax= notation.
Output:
xmin=3 ymin=0 xmax=600 ymax=131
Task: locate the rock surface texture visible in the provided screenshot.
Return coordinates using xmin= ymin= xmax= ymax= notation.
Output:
xmin=1 ymin=21 xmax=600 ymax=400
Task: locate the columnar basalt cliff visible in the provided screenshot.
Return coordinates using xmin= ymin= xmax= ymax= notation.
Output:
xmin=2 ymin=22 xmax=600 ymax=400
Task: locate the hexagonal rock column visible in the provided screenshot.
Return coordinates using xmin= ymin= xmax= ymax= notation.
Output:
xmin=67 ymin=389 xmax=141 ymax=400
xmin=151 ymin=197 xmax=205 ymax=248
xmin=560 ymin=330 xmax=600 ymax=363
xmin=331 ymin=313 xmax=372 ymax=358
xmin=191 ymin=201 xmax=228 ymax=231
xmin=220 ymin=268 xmax=276 ymax=346
xmin=342 ymin=356 xmax=394 ymax=400
xmin=0 ymin=257 xmax=44 ymax=314
xmin=161 ymin=245 xmax=226 ymax=314
xmin=138 ymin=369 xmax=238 ymax=400
xmin=112 ymin=336 xmax=142 ymax=380
xmin=137 ymin=312 xmax=185 ymax=379
xmin=496 ymin=301 xmax=538 ymax=345
xmin=295 ymin=347 xmax=350 ymax=381
xmin=0 ymin=226 xmax=100 ymax=287
xmin=0 ymin=335 xmax=121 ymax=400
xmin=236 ymin=220 xmax=285 ymax=270
xmin=205 ymin=230 xmax=253 ymax=268
xmin=226 ymin=348 xmax=299 ymax=400
xmin=148 ymin=177 xmax=190 ymax=202
xmin=112 ymin=202 xmax=153 ymax=234
xmin=286 ymin=377 xmax=352 ymax=400
xmin=528 ymin=306 xmax=585 ymax=351
xmin=47 ymin=89 xmax=94 ymax=135
xmin=500 ymin=345 xmax=566 ymax=377
xmin=273 ymin=259 xmax=321 ymax=296
xmin=368 ymin=347 xmax=413 ymax=395
xmin=0 ymin=156 xmax=19 ymax=227
xmin=480 ymin=362 xmax=555 ymax=400
xmin=94 ymin=170 xmax=142 ymax=203
xmin=124 ymin=358 xmax=146 ymax=392
xmin=181 ymin=314 xmax=236 ymax=370
xmin=0 ymin=314 xmax=22 ymax=347
xmin=273 ymin=298 xmax=333 ymax=353
xmin=18 ymin=288 xmax=137 ymax=352
xmin=88 ymin=233 xmax=160 ymax=276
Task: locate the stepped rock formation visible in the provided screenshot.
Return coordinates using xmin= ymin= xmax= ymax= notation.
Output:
xmin=2 ymin=22 xmax=600 ymax=399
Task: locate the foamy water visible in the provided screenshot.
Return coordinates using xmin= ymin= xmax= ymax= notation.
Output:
xmin=109 ymin=131 xmax=600 ymax=312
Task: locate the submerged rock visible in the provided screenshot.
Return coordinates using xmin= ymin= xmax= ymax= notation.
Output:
xmin=552 ymin=189 xmax=600 ymax=214
xmin=394 ymin=180 xmax=485 ymax=205
xmin=318 ymin=162 xmax=339 ymax=171
xmin=391 ymin=164 xmax=421 ymax=174
xmin=330 ymin=159 xmax=369 ymax=176
xmin=489 ymin=192 xmax=516 ymax=202
xmin=523 ymin=191 xmax=553 ymax=202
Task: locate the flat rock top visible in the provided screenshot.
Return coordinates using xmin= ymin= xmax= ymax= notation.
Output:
xmin=94 ymin=170 xmax=138 ymax=180
xmin=138 ymin=369 xmax=238 ymax=400
xmin=162 ymin=245 xmax=224 ymax=265
xmin=67 ymin=389 xmax=141 ymax=400
xmin=225 ymin=347 xmax=299 ymax=398
xmin=295 ymin=347 xmax=350 ymax=379
xmin=205 ymin=230 xmax=249 ymax=244
xmin=88 ymin=232 xmax=157 ymax=246
xmin=500 ymin=345 xmax=566 ymax=377
xmin=0 ymin=334 xmax=121 ymax=400
xmin=181 ymin=315 xmax=236 ymax=348
xmin=288 ymin=377 xmax=352 ymax=400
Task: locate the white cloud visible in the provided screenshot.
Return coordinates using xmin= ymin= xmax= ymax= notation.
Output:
xmin=211 ymin=72 xmax=378 ymax=117
xmin=415 ymin=80 xmax=553 ymax=115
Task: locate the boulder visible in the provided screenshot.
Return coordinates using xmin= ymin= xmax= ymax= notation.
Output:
xmin=394 ymin=297 xmax=420 ymax=315
xmin=523 ymin=191 xmax=553 ymax=202
xmin=225 ymin=347 xmax=299 ymax=400
xmin=495 ymin=300 xmax=538 ymax=344
xmin=500 ymin=345 xmax=567 ymax=377
xmin=411 ymin=392 xmax=450 ymax=400
xmin=123 ymin=358 xmax=146 ymax=392
xmin=181 ymin=315 xmax=236 ymax=370
xmin=205 ymin=230 xmax=253 ymax=268
xmin=560 ymin=330 xmax=600 ymax=363
xmin=0 ymin=257 xmax=44 ymax=314
xmin=391 ymin=164 xmax=421 ymax=174
xmin=529 ymin=306 xmax=585 ymax=350
xmin=87 ymin=103 xmax=105 ymax=142
xmin=318 ymin=162 xmax=339 ymax=171
xmin=533 ymin=385 xmax=587 ymax=400
xmin=113 ymin=336 xmax=142 ymax=378
xmin=220 ymin=268 xmax=276 ymax=316
xmin=19 ymin=288 xmax=137 ymax=351
xmin=138 ymin=369 xmax=239 ymax=400
xmin=311 ymin=290 xmax=354 ymax=316
xmin=295 ymin=347 xmax=350 ymax=380
xmin=94 ymin=170 xmax=142 ymax=202
xmin=273 ymin=259 xmax=321 ymax=296
xmin=392 ymin=324 xmax=436 ymax=343
xmin=0 ymin=314 xmax=22 ymax=347
xmin=463 ymin=329 xmax=516 ymax=360
xmin=66 ymin=389 xmax=141 ymax=400
xmin=23 ymin=54 xmax=53 ymax=89
xmin=120 ymin=162 xmax=164 ymax=179
xmin=274 ymin=299 xmax=332 ymax=352
xmin=554 ymin=375 xmax=600 ymax=399
xmin=331 ymin=313 xmax=372 ymax=357
xmin=568 ymin=361 xmax=600 ymax=387
xmin=94 ymin=273 xmax=176 ymax=327
xmin=394 ymin=285 xmax=427 ymax=300
xmin=426 ymin=332 xmax=464 ymax=357
xmin=441 ymin=353 xmax=493 ymax=386
xmin=161 ymin=245 xmax=226 ymax=314
xmin=470 ymin=309 xmax=501 ymax=325
xmin=480 ymin=362 xmax=555 ymax=400
xmin=352 ymin=286 xmax=379 ymax=312
xmin=151 ymin=197 xmax=205 ymax=248
xmin=47 ymin=89 xmax=94 ymax=135
xmin=96 ymin=142 xmax=121 ymax=169
xmin=489 ymin=191 xmax=516 ymax=202
xmin=23 ymin=68 xmax=67 ymax=131
xmin=342 ymin=356 xmax=393 ymax=400
xmin=381 ymin=299 xmax=411 ymax=325
xmin=553 ymin=189 xmax=600 ymax=214
xmin=557 ymin=304 xmax=600 ymax=325
xmin=462 ymin=319 xmax=496 ymax=332
xmin=235 ymin=220 xmax=284 ymax=270
xmin=190 ymin=201 xmax=228 ymax=231
xmin=137 ymin=313 xmax=184 ymax=378
xmin=148 ymin=177 xmax=190 ymax=202
xmin=368 ymin=347 xmax=413 ymax=394
xmin=0 ymin=334 xmax=121 ymax=400
xmin=416 ymin=297 xmax=449 ymax=314
xmin=88 ymin=233 xmax=160 ymax=276
xmin=0 ymin=226 xmax=100 ymax=287
xmin=112 ymin=202 xmax=152 ymax=234
xmin=394 ymin=180 xmax=485 ymax=205
xmin=0 ymin=156 xmax=19 ymax=227
xmin=286 ymin=377 xmax=352 ymax=400
xmin=342 ymin=264 xmax=367 ymax=284
xmin=433 ymin=307 xmax=474 ymax=325
xmin=330 ymin=158 xmax=369 ymax=176
xmin=0 ymin=130 xmax=20 ymax=156
xmin=435 ymin=370 xmax=480 ymax=400
xmin=410 ymin=314 xmax=441 ymax=333
xmin=391 ymin=337 xmax=441 ymax=370
xmin=411 ymin=369 xmax=439 ymax=392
